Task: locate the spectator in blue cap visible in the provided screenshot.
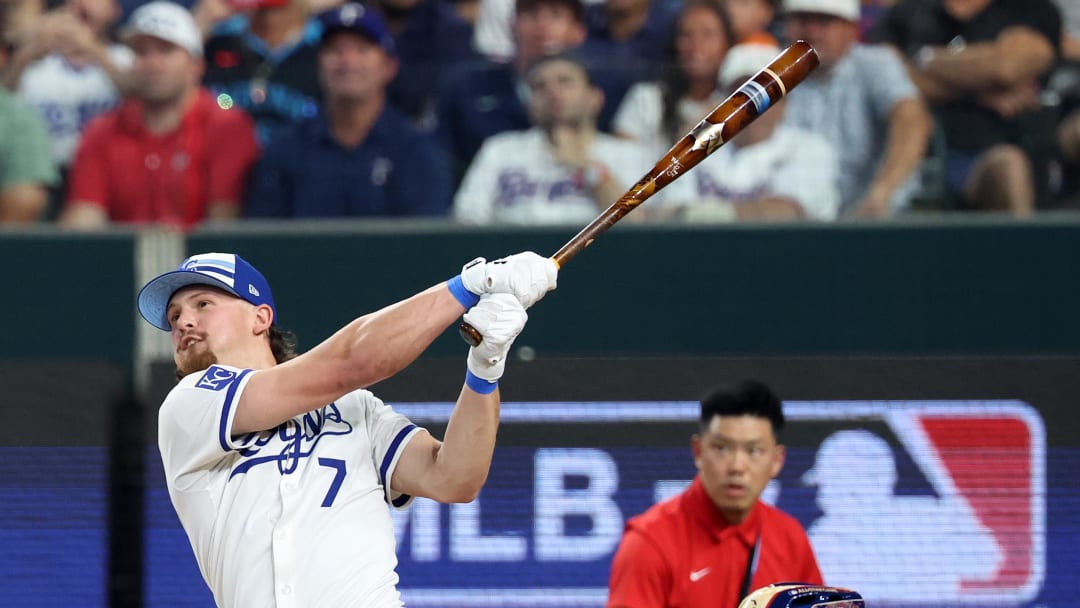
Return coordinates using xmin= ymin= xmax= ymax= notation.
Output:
xmin=244 ymin=2 xmax=453 ymax=218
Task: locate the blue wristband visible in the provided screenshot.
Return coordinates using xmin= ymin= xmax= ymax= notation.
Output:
xmin=465 ymin=369 xmax=498 ymax=394
xmin=447 ymin=275 xmax=480 ymax=309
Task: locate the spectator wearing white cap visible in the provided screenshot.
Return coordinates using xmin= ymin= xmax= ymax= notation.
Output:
xmin=60 ymin=1 xmax=259 ymax=230
xmin=780 ymin=0 xmax=931 ymax=218
xmin=657 ymin=42 xmax=841 ymax=222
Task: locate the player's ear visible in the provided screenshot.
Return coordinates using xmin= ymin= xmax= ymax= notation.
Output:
xmin=382 ymin=54 xmax=400 ymax=85
xmin=691 ymin=434 xmax=703 ymax=468
xmin=770 ymin=444 xmax=786 ymax=478
xmin=252 ymin=304 xmax=273 ymax=335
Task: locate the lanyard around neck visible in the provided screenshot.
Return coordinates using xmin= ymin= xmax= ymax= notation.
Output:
xmin=738 ymin=532 xmax=763 ymax=606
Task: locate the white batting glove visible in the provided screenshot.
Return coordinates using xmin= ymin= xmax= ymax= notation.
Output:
xmin=463 ymin=293 xmax=528 ymax=385
xmin=459 ymin=252 xmax=558 ymax=309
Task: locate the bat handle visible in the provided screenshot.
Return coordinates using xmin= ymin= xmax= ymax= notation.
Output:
xmin=458 ymin=322 xmax=483 ymax=347
xmin=457 ymin=256 xmax=562 ymax=346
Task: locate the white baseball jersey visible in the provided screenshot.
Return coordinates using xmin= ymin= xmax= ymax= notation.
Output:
xmin=158 ymin=364 xmax=422 ymax=608
xmin=453 ymin=127 xmax=653 ymax=225
xmin=660 ymin=124 xmax=841 ymax=221
xmin=17 ymin=46 xmax=133 ymax=165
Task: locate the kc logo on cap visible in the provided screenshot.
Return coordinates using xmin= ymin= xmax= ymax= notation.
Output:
xmin=137 ymin=252 xmax=277 ymax=331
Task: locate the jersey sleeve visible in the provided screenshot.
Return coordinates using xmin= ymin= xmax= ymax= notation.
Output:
xmin=607 ymin=527 xmax=672 ymax=608
xmin=157 ymin=365 xmax=263 ymax=491
xmin=865 ymin=45 xmax=919 ymax=117
xmin=0 ymin=100 xmax=56 ymax=189
xmin=354 ymin=391 xmax=423 ymax=509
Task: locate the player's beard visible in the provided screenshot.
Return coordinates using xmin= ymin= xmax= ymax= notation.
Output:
xmin=175 ymin=349 xmax=219 ymax=380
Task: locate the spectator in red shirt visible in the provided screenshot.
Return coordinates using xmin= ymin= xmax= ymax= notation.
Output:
xmin=607 ymin=380 xmax=822 ymax=608
xmin=60 ymin=1 xmax=259 ymax=230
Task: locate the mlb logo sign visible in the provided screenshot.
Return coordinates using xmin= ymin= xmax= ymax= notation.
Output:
xmin=786 ymin=401 xmax=1045 ymax=605
xmin=388 ymin=399 xmax=1046 ymax=607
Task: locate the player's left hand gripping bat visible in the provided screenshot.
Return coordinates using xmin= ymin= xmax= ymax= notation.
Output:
xmin=460 ymin=40 xmax=820 ymax=346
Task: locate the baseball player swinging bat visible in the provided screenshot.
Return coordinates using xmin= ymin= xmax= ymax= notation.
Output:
xmin=459 ymin=40 xmax=820 ymax=346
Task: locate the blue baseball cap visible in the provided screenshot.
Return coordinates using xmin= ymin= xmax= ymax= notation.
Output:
xmin=137 ymin=253 xmax=277 ymax=331
xmin=317 ymin=3 xmax=396 ymax=57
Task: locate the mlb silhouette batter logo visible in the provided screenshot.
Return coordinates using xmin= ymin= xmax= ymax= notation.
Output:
xmin=789 ymin=401 xmax=1045 ymax=605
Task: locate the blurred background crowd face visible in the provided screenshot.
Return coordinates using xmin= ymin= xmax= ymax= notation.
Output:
xmin=526 ymin=57 xmax=601 ymax=130
xmin=129 ymin=34 xmax=200 ymax=106
xmin=318 ymin=29 xmax=397 ymax=105
xmin=674 ymin=1 xmax=732 ymax=88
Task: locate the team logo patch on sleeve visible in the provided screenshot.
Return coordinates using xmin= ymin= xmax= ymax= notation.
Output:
xmin=195 ymin=365 xmax=238 ymax=391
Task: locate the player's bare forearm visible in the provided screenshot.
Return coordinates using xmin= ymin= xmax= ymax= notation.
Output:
xmin=394 ymin=387 xmax=500 ymax=502
xmin=393 ymin=291 xmax=525 ymax=500
xmin=233 ymin=284 xmax=465 ymax=434
xmin=436 ymin=387 xmax=500 ymax=500
xmin=342 ymin=284 xmax=465 ymax=382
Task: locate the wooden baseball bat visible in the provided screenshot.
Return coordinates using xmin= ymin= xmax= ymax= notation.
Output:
xmin=460 ymin=40 xmax=819 ymax=346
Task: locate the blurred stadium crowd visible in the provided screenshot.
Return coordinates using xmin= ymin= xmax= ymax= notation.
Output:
xmin=0 ymin=0 xmax=1077 ymax=227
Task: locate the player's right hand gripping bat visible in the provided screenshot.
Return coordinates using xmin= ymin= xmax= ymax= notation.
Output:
xmin=459 ymin=40 xmax=820 ymax=346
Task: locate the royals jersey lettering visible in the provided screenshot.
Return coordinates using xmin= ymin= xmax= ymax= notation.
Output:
xmin=158 ymin=364 xmax=421 ymax=608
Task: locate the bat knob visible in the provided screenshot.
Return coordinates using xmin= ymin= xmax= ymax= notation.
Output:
xmin=458 ymin=321 xmax=483 ymax=347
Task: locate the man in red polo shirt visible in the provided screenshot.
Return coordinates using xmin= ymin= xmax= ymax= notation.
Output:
xmin=608 ymin=380 xmax=822 ymax=608
xmin=61 ymin=1 xmax=258 ymax=230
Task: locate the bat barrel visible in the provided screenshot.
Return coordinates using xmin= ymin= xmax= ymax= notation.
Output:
xmin=697 ymin=39 xmax=817 ymax=150
xmin=551 ymin=40 xmax=819 ymax=268
xmin=460 ymin=41 xmax=819 ymax=346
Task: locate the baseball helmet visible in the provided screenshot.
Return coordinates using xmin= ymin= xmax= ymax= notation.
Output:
xmin=738 ymin=583 xmax=866 ymax=608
